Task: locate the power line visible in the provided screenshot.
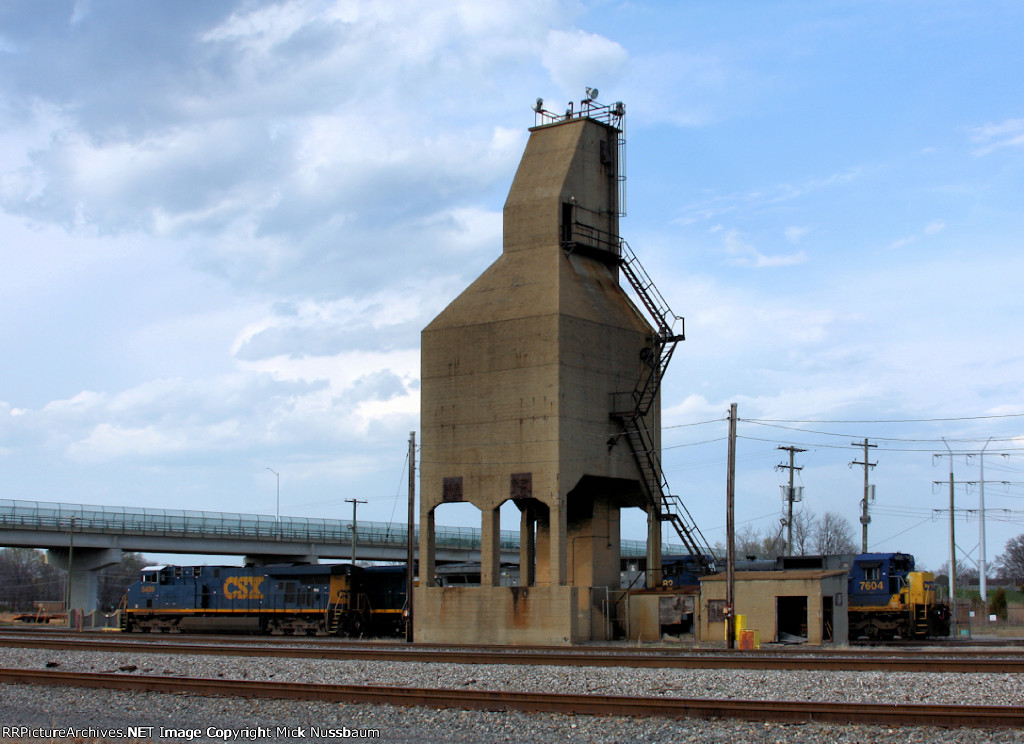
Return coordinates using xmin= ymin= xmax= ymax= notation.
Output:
xmin=737 ymin=433 xmax=1024 ymax=454
xmin=741 ymin=419 xmax=1022 ymax=445
xmin=744 ymin=413 xmax=1024 ymax=424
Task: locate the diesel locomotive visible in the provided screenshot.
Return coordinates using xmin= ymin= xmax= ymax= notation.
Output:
xmin=847 ymin=552 xmax=951 ymax=640
xmin=121 ymin=563 xmax=407 ymax=636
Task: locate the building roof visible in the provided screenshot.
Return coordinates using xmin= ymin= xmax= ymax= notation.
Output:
xmin=700 ymin=569 xmax=848 ymax=582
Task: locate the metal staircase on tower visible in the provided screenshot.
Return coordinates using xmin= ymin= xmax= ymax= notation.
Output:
xmin=612 ymin=241 xmax=715 ymax=573
xmin=561 ymin=219 xmax=715 ymax=572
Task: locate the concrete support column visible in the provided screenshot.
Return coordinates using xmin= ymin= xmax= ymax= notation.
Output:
xmin=420 ymin=507 xmax=436 ymax=587
xmin=535 ymin=507 xmax=551 ymax=586
xmin=46 ymin=547 xmax=121 ymax=614
xmin=519 ymin=504 xmax=536 ymax=587
xmin=551 ymin=501 xmax=567 ymax=586
xmin=646 ymin=507 xmax=662 ymax=587
xmin=481 ymin=505 xmax=501 ymax=587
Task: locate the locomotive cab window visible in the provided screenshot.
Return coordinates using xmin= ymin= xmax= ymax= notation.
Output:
xmin=862 ymin=564 xmax=881 ymax=582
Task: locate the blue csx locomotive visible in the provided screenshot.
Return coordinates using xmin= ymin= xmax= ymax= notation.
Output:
xmin=847 ymin=552 xmax=951 ymax=640
xmin=121 ymin=563 xmax=407 ymax=636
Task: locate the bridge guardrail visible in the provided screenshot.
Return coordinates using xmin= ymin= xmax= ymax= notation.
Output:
xmin=0 ymin=498 xmax=678 ymax=557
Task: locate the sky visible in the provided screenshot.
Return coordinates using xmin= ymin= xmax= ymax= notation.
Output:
xmin=1 ymin=0 xmax=1023 ymax=574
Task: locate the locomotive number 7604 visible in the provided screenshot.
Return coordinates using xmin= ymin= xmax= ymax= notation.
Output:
xmin=859 ymin=580 xmax=884 ymax=591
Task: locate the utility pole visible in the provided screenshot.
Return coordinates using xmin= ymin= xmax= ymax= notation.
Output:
xmin=406 ymin=431 xmax=416 ymax=643
xmin=346 ymin=498 xmax=367 ymax=566
xmin=974 ymin=438 xmax=992 ymax=603
xmin=726 ymin=403 xmax=737 ymax=650
xmin=850 ymin=439 xmax=877 ymax=553
xmin=65 ymin=516 xmax=75 ymax=628
xmin=776 ymin=446 xmax=805 ymax=556
xmin=266 ymin=467 xmax=280 ymax=539
xmin=942 ymin=438 xmax=957 ymax=637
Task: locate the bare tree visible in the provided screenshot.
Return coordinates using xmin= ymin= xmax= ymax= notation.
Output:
xmin=789 ymin=509 xmax=817 ymax=556
xmin=735 ymin=524 xmax=766 ymax=559
xmin=760 ymin=522 xmax=786 ymax=558
xmin=98 ymin=552 xmax=149 ymax=610
xmin=0 ymin=549 xmax=151 ymax=613
xmin=994 ymin=534 xmax=1024 ymax=587
xmin=730 ymin=510 xmax=857 ymax=560
xmin=934 ymin=558 xmax=975 ymax=588
xmin=0 ymin=548 xmax=62 ymax=611
xmin=813 ymin=511 xmax=857 ymax=555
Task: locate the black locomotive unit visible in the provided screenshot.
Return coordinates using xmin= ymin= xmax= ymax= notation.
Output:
xmin=121 ymin=562 xmax=407 ymax=636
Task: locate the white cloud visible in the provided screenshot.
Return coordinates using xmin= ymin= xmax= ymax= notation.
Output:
xmin=969 ymin=118 xmax=1024 ymax=155
xmin=68 ymin=423 xmax=191 ymax=462
xmin=784 ymin=226 xmax=809 ymax=244
xmin=889 ymin=219 xmax=945 ymax=250
xmin=721 ymin=229 xmax=807 ymax=268
xmin=541 ymin=29 xmax=628 ymax=96
xmin=0 ymin=0 xmax=560 ymax=295
xmin=889 ymin=234 xmax=916 ymax=250
xmin=674 ymin=167 xmax=865 ymax=227
xmin=620 ymin=49 xmax=739 ymax=128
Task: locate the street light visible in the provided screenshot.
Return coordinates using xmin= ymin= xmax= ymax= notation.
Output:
xmin=266 ymin=467 xmax=280 ymax=522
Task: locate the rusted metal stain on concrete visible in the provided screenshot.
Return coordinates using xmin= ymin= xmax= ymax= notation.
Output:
xmin=509 ymin=586 xmax=530 ymax=628
xmin=442 ymin=477 xmax=463 ymax=503
xmin=510 ymin=473 xmax=532 ymax=500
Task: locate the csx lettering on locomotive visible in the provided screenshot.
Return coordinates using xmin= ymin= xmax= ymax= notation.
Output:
xmin=223 ymin=576 xmax=264 ymax=600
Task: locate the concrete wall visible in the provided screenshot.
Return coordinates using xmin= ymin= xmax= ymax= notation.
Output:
xmin=700 ymin=571 xmax=848 ymax=646
xmin=625 ymin=590 xmax=698 ymax=642
xmin=415 ymin=585 xmax=598 ymax=645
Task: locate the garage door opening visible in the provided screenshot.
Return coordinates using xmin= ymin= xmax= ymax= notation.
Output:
xmin=776 ymin=595 xmax=808 ymax=642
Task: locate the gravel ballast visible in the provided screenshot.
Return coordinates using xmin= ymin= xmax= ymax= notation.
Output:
xmin=1 ymin=647 xmax=1022 ymax=743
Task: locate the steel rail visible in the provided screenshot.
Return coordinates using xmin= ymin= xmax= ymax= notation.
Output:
xmin=0 ymin=668 xmax=1021 ymax=729
xmin=2 ymin=636 xmax=1023 ymax=673
xmin=6 ymin=628 xmax=1024 ymax=654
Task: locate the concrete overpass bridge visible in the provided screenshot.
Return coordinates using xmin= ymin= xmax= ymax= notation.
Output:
xmin=0 ymin=499 xmax=680 ymax=614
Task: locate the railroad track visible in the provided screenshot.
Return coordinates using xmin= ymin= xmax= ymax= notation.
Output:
xmin=7 ymin=627 xmax=1024 ymax=651
xmin=7 ymin=627 xmax=1024 ymax=654
xmin=3 ymin=635 xmax=1024 ymax=673
xmin=1 ymin=667 xmax=1021 ymax=729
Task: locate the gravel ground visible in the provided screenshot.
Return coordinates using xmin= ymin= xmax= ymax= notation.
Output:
xmin=0 ymin=648 xmax=1022 ymax=743
xmin=2 ymin=648 xmax=1021 ymax=706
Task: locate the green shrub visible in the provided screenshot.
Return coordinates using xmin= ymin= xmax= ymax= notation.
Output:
xmin=988 ymin=587 xmax=1008 ymax=620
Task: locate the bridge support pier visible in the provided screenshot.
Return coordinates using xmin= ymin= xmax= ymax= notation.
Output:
xmin=46 ymin=547 xmax=121 ymax=614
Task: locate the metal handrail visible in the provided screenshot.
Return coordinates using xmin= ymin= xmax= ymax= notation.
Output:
xmin=0 ymin=498 xmax=684 ymax=556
